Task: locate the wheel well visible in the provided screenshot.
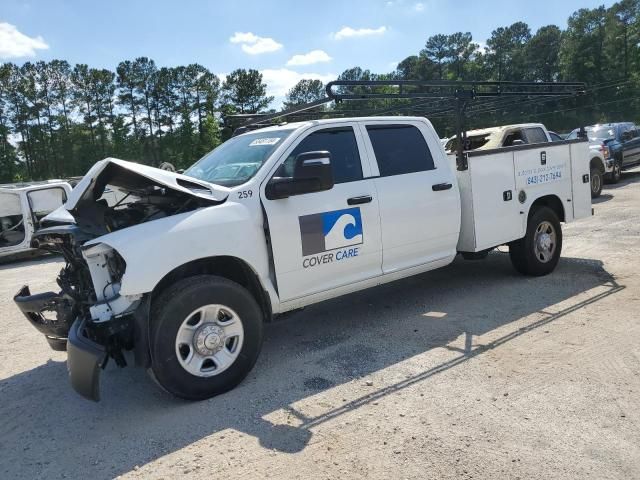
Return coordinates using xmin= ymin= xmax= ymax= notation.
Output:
xmin=529 ymin=195 xmax=565 ymax=222
xmin=151 ymin=256 xmax=272 ymax=321
xmin=590 ymin=156 xmax=604 ymax=172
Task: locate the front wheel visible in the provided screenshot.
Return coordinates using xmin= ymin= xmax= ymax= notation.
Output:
xmin=149 ymin=275 xmax=264 ymax=400
xmin=590 ymin=167 xmax=603 ymax=198
xmin=509 ymin=207 xmax=562 ymax=276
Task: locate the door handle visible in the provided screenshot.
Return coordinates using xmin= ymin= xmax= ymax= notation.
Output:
xmin=432 ymin=183 xmax=453 ymax=191
xmin=347 ymin=195 xmax=373 ymax=205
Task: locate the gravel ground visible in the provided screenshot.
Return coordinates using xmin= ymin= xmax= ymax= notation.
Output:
xmin=1 ymin=171 xmax=639 ymax=480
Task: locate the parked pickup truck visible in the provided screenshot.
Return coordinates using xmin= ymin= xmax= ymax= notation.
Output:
xmin=444 ymin=123 xmax=556 ymax=152
xmin=14 ymin=117 xmax=592 ymax=401
xmin=0 ymin=181 xmax=72 ymax=261
xmin=568 ymin=123 xmax=640 ymax=187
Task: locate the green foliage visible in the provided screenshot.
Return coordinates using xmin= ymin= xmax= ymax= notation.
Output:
xmin=0 ymin=1 xmax=638 ymax=182
xmin=0 ymin=59 xmax=274 ymax=181
xmin=222 ymin=69 xmax=273 ymax=114
xmin=284 ymin=79 xmax=325 ymax=108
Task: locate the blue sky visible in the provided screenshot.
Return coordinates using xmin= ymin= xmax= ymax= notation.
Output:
xmin=1 ymin=0 xmax=615 ymax=105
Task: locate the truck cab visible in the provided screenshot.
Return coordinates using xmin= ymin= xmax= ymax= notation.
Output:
xmin=13 ymin=116 xmax=591 ymax=402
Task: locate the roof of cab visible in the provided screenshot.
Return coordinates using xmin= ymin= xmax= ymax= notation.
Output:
xmin=0 ymin=180 xmax=69 ymax=192
xmin=236 ymin=116 xmax=431 ymax=135
xmin=459 ymin=123 xmax=547 ymax=137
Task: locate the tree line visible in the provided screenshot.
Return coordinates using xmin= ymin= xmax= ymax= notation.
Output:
xmin=1 ymin=0 xmax=638 ymax=182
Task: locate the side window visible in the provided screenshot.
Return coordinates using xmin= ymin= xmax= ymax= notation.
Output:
xmin=524 ymin=128 xmax=548 ymax=144
xmin=27 ymin=188 xmax=67 ymax=224
xmin=280 ymin=127 xmax=363 ymax=184
xmin=620 ymin=124 xmax=633 ymax=140
xmin=366 ymin=125 xmax=435 ymax=177
xmin=549 ymin=132 xmax=563 ymax=142
xmin=503 ymin=130 xmax=526 ymax=146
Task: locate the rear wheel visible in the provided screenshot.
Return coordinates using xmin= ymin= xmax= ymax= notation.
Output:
xmin=590 ymin=167 xmax=603 ymax=198
xmin=149 ymin=275 xmax=264 ymax=400
xmin=509 ymin=207 xmax=562 ymax=276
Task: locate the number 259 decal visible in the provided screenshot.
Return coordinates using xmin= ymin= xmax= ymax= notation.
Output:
xmin=237 ymin=190 xmax=253 ymax=199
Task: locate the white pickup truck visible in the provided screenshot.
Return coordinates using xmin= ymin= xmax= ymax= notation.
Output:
xmin=14 ymin=116 xmax=592 ymax=401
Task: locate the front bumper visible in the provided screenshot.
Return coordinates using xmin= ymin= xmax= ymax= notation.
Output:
xmin=14 ymin=286 xmax=106 ymax=401
xmin=67 ymin=317 xmax=107 ymax=401
xmin=14 ymin=285 xmax=73 ymax=350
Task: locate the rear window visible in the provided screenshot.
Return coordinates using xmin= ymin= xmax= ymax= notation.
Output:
xmin=366 ymin=125 xmax=435 ymax=177
xmin=524 ymin=128 xmax=548 ymax=144
xmin=445 ymin=134 xmax=491 ymax=152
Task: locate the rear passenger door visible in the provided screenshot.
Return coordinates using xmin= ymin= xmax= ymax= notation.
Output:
xmin=360 ymin=121 xmax=460 ymax=274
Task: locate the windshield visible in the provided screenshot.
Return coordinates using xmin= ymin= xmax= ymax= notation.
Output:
xmin=184 ymin=129 xmax=294 ymax=186
xmin=567 ymin=127 xmax=615 ymax=142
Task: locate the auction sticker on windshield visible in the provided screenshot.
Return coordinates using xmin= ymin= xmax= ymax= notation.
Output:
xmin=249 ymin=138 xmax=281 ymax=147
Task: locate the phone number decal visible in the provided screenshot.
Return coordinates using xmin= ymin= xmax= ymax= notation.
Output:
xmin=527 ymin=171 xmax=562 ymax=185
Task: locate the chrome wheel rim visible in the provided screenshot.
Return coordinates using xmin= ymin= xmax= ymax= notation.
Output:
xmin=175 ymin=304 xmax=244 ymax=377
xmin=533 ymin=221 xmax=557 ymax=264
xmin=591 ymin=172 xmax=601 ymax=193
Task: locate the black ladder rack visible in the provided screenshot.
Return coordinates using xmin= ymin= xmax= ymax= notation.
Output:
xmin=227 ymin=80 xmax=586 ymax=171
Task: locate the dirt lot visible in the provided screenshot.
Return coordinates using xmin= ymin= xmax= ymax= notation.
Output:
xmin=1 ymin=172 xmax=639 ymax=480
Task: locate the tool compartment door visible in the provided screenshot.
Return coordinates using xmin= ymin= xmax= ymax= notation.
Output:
xmin=514 ymin=143 xmax=575 ymax=225
xmin=569 ymin=140 xmax=592 ymax=220
xmin=465 ymin=150 xmax=522 ymax=251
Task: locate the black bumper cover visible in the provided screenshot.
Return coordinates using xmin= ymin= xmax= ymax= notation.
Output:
xmin=14 ymin=286 xmax=106 ymax=401
xmin=67 ymin=317 xmax=107 ymax=402
xmin=13 ymin=285 xmax=71 ymax=347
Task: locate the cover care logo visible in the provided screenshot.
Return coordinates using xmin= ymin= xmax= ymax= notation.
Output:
xmin=299 ymin=207 xmax=363 ymax=268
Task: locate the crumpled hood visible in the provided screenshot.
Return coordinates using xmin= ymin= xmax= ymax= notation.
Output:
xmin=64 ymin=157 xmax=229 ymax=211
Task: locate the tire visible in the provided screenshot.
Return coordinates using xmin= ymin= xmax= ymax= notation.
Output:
xmin=46 ymin=336 xmax=68 ymax=351
xmin=610 ymin=160 xmax=621 ymax=184
xmin=590 ymin=167 xmax=603 ymax=198
xmin=149 ymin=275 xmax=264 ymax=400
xmin=509 ymin=206 xmax=562 ymax=277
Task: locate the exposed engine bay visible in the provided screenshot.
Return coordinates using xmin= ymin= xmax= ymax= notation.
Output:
xmin=13 ymin=158 xmax=225 ymax=399
xmin=71 ymin=161 xmax=221 ymax=235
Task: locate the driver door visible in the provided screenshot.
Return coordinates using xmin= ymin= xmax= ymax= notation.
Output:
xmin=261 ymin=124 xmax=383 ymax=302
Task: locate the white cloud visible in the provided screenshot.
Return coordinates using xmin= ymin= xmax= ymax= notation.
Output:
xmin=286 ymin=50 xmax=332 ymax=66
xmin=414 ymin=2 xmax=425 ymax=11
xmin=333 ymin=26 xmax=387 ymax=40
xmin=0 ymin=22 xmax=49 ymax=59
xmin=229 ymin=31 xmax=283 ymax=55
xmin=476 ymin=41 xmax=488 ymax=53
xmin=261 ymin=68 xmax=336 ymax=98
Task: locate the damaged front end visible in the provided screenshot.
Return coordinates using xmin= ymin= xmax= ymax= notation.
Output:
xmin=13 ymin=158 xmax=225 ymax=401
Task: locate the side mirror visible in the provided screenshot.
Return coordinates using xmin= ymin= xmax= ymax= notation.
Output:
xmin=266 ymin=151 xmax=334 ymax=200
xmin=511 ymin=139 xmax=525 ymax=146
